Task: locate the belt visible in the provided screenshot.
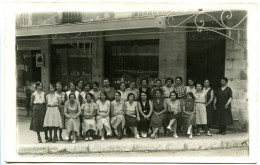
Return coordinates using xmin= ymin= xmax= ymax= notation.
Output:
xmin=34 ymin=103 xmax=45 ymax=105
xmin=196 ymin=102 xmax=205 ymax=104
xmin=47 ymin=105 xmax=58 ymax=107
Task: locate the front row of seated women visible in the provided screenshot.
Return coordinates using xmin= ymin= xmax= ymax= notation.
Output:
xmin=30 ymin=82 xmax=212 ymax=144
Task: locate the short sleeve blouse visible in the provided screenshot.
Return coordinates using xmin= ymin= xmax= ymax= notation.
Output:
xmin=32 ymin=91 xmax=46 ymax=104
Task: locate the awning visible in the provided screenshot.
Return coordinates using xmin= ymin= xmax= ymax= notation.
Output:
xmin=16 ymin=17 xmax=166 ymax=37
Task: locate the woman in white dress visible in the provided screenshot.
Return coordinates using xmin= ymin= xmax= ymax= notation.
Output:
xmin=186 ymin=78 xmax=196 ymax=95
xmin=194 ymin=82 xmax=212 ymax=136
xmin=44 ymin=84 xmax=62 ymax=143
xmin=96 ymin=91 xmax=112 ymax=141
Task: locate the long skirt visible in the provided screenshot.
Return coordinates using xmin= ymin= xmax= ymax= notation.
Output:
xmin=206 ymin=103 xmax=214 ymax=126
xmin=125 ymin=115 xmax=138 ymax=127
xmin=43 ymin=107 xmax=62 ymax=128
xmin=30 ymin=104 xmax=47 ymax=132
xmin=82 ymin=118 xmax=96 ymax=132
xmin=167 ymin=111 xmax=180 ymax=122
xmin=195 ymin=103 xmax=207 ymax=125
xmin=96 ymin=116 xmax=112 ymax=135
xmin=110 ymin=115 xmax=125 ymax=129
xmin=59 ymin=105 xmax=65 ymax=129
xmin=138 ymin=116 xmax=150 ymax=133
xmin=66 ymin=118 xmax=80 ymax=134
xmin=150 ymin=113 xmax=166 ymax=129
xmin=216 ymin=105 xmax=233 ymax=126
xmin=182 ymin=113 xmax=196 ymax=133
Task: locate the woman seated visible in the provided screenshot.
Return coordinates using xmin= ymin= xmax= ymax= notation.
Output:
xmin=64 ymin=93 xmax=81 ymax=143
xmin=81 ymin=93 xmax=97 ymax=141
xmin=124 ymin=93 xmax=141 ymax=139
xmin=96 ymin=91 xmax=112 ymax=141
xmin=110 ymin=92 xmax=126 ymax=139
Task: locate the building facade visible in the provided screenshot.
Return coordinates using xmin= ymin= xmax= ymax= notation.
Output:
xmin=16 ymin=10 xmax=248 ymax=131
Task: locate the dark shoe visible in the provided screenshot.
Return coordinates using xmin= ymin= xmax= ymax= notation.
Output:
xmin=38 ymin=137 xmax=42 ymax=143
xmin=216 ymin=131 xmax=222 ymax=134
xmin=52 ymin=137 xmax=57 ymax=143
xmin=59 ymin=136 xmax=63 ymax=141
xmin=45 ymin=136 xmax=49 ymax=142
xmin=46 ymin=138 xmax=52 ymax=142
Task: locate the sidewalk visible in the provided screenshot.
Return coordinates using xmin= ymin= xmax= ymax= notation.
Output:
xmin=17 ymin=108 xmax=249 ymax=155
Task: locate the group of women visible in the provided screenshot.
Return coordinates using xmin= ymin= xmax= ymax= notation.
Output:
xmin=29 ymin=76 xmax=233 ymax=143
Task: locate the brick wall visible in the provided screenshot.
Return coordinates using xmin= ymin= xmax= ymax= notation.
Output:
xmin=225 ymin=19 xmax=248 ymax=131
xmin=159 ymin=28 xmax=187 ymax=83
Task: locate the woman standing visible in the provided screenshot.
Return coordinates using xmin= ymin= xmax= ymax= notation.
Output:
xmin=64 ymin=93 xmax=81 ymax=143
xmin=110 ymin=92 xmax=125 ymax=139
xmin=151 ymin=79 xmax=163 ymax=99
xmin=186 ymin=78 xmax=196 ymax=95
xmin=138 ymin=92 xmax=153 ymax=138
xmin=182 ymin=92 xmax=196 ymax=139
xmin=117 ymin=82 xmax=128 ymax=102
xmin=65 ymin=82 xmax=83 ymax=105
xmin=90 ymin=81 xmax=101 ymax=102
xmin=150 ymin=89 xmax=167 ymax=139
xmin=166 ymin=91 xmax=181 ymax=138
xmin=139 ymin=78 xmax=152 ymax=101
xmin=162 ymin=77 xmax=175 ymax=101
xmin=43 ymin=84 xmax=62 ymax=143
xmin=126 ymin=81 xmax=139 ymax=101
xmin=96 ymin=91 xmax=112 ymax=140
xmin=101 ymin=79 xmax=116 ymax=101
xmin=124 ymin=93 xmax=141 ymax=139
xmin=76 ymin=79 xmax=84 ymax=93
xmin=81 ymin=93 xmax=97 ymax=141
xmin=81 ymin=82 xmax=91 ymax=103
xmin=194 ymin=82 xmax=212 ymax=136
xmin=203 ymin=79 xmax=215 ymax=128
xmin=29 ymin=81 xmax=49 ymax=143
xmin=56 ymin=82 xmax=66 ymax=141
xmin=214 ymin=77 xmax=233 ymax=135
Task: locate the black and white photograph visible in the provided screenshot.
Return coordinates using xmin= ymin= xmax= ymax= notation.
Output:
xmin=1 ymin=1 xmax=259 ymax=164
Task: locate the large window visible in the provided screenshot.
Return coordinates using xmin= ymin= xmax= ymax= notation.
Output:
xmin=104 ymin=40 xmax=159 ymax=86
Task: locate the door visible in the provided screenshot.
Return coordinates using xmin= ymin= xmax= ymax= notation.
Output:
xmin=187 ymin=29 xmax=226 ymax=90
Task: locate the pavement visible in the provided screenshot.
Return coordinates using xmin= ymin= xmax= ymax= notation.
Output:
xmin=17 ymin=107 xmax=249 ymax=156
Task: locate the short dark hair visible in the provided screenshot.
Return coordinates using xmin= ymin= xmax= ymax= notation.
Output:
xmin=165 ymin=77 xmax=174 ymax=84
xmin=92 ymin=81 xmax=99 ymax=88
xmin=69 ymin=93 xmax=76 ymax=99
xmin=169 ymin=91 xmax=179 ymax=99
xmin=85 ymin=93 xmax=94 ymax=100
xmin=127 ymin=93 xmax=135 ymax=101
xmin=141 ymin=78 xmax=149 ymax=84
xmin=175 ymin=77 xmax=183 ymax=83
xmin=100 ymin=91 xmax=108 ymax=99
xmin=195 ymin=82 xmax=203 ymax=87
xmin=186 ymin=92 xmax=195 ymax=100
xmin=69 ymin=82 xmax=76 ymax=88
xmin=115 ymin=91 xmax=121 ymax=96
xmin=56 ymin=82 xmax=62 ymax=86
xmin=49 ymin=84 xmax=56 ymax=90
xmin=103 ymin=78 xmax=110 ymax=83
xmin=156 ymin=79 xmax=162 ymax=83
xmin=84 ymin=82 xmax=92 ymax=89
xmin=36 ymin=81 xmax=43 ymax=89
xmin=76 ymin=79 xmax=84 ymax=86
xmin=221 ymin=77 xmax=228 ymax=83
xmin=154 ymin=89 xmax=163 ymax=97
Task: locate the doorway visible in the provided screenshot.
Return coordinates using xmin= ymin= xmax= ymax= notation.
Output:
xmin=187 ymin=28 xmax=226 ymax=90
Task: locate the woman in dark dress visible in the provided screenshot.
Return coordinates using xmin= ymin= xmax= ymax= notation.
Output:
xmin=138 ymin=78 xmax=152 ymax=101
xmin=203 ymin=79 xmax=215 ymax=128
xmin=29 ymin=81 xmax=49 ymax=143
xmin=214 ymin=77 xmax=233 ymax=135
xmin=138 ymin=92 xmax=153 ymax=138
xmin=150 ymin=89 xmax=167 ymax=139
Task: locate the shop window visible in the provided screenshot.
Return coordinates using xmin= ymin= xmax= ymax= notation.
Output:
xmin=61 ymin=12 xmax=82 ymax=24
xmin=105 ymin=40 xmax=159 ymax=87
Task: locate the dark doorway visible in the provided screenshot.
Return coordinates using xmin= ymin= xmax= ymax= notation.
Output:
xmin=187 ymin=26 xmax=226 ymax=90
xmin=104 ymin=40 xmax=159 ymax=87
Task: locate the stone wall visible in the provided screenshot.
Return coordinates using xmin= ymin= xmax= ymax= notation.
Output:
xmin=225 ymin=18 xmax=248 ymax=131
xmin=159 ymin=28 xmax=187 ymax=83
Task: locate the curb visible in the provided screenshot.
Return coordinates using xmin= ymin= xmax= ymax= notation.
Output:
xmin=18 ymin=136 xmax=248 ymax=155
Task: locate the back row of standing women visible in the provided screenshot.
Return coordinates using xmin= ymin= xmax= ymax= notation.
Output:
xmin=29 ymin=76 xmax=233 ymax=143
